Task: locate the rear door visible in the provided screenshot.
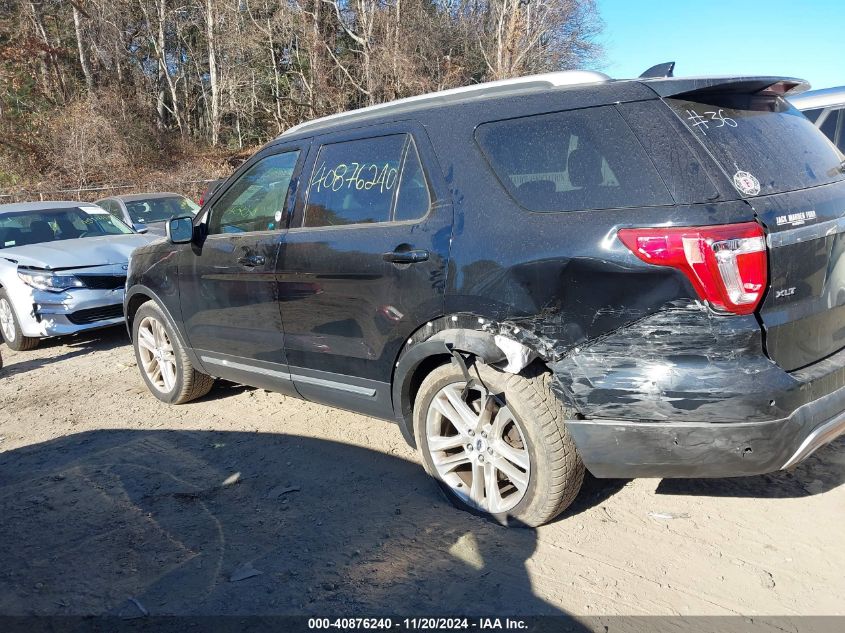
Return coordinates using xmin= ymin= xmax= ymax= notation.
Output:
xmin=665 ymin=89 xmax=845 ymax=370
xmin=178 ymin=145 xmax=305 ymax=393
xmin=277 ymin=122 xmax=452 ymax=417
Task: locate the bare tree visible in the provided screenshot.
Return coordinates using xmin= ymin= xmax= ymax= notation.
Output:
xmin=205 ymin=0 xmax=220 ymax=145
xmin=70 ymin=1 xmax=94 ymax=92
xmin=0 ymin=0 xmax=603 ymax=186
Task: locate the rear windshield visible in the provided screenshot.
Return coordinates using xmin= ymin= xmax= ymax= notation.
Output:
xmin=667 ymin=94 xmax=845 ymax=197
xmin=0 ymin=207 xmax=133 ymax=249
xmin=475 ymin=106 xmax=673 ymax=212
xmin=125 ymin=196 xmax=199 ymax=224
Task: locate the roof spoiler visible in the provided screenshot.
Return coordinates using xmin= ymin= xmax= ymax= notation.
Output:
xmin=640 ymin=62 xmax=675 ymax=79
xmin=643 ymin=76 xmax=811 ymax=98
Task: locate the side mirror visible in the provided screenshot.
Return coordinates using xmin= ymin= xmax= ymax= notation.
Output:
xmin=167 ymin=215 xmax=194 ymax=244
xmin=133 ymin=224 xmax=149 ymax=234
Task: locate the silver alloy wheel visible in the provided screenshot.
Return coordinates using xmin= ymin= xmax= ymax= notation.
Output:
xmin=425 ymin=382 xmax=531 ymax=514
xmin=136 ymin=315 xmax=178 ymax=393
xmin=0 ymin=298 xmax=16 ymax=343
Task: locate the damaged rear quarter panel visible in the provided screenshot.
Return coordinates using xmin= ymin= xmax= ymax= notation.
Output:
xmin=550 ymin=308 xmax=801 ymax=423
xmin=420 ymin=99 xmax=788 ymax=424
xmin=425 ymin=100 xmax=756 ymax=352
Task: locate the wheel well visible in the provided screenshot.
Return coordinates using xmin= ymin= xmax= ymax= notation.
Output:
xmin=407 ymin=353 xmax=452 ymax=413
xmin=392 ymin=317 xmax=554 ymax=447
xmin=125 ymin=293 xmax=152 ymax=332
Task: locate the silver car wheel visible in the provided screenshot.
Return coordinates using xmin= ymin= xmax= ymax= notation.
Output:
xmin=425 ymin=382 xmax=531 ymax=514
xmin=136 ymin=315 xmax=177 ymax=393
xmin=0 ymin=298 xmax=16 ymax=343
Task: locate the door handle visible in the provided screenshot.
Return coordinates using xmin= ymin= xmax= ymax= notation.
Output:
xmin=383 ymin=249 xmax=429 ymax=264
xmin=237 ymin=254 xmax=266 ymax=267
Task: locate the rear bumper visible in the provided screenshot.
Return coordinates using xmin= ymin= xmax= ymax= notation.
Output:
xmin=567 ymin=381 xmax=845 ymax=478
xmin=551 ymin=308 xmax=845 ymax=478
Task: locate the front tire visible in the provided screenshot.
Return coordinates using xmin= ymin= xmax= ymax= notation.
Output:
xmin=132 ymin=302 xmax=214 ymax=404
xmin=413 ymin=361 xmax=584 ymax=527
xmin=0 ymin=290 xmax=39 ymax=351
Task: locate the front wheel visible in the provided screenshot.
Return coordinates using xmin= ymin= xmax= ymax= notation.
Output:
xmin=132 ymin=302 xmax=214 ymax=404
xmin=0 ymin=290 xmax=39 ymax=351
xmin=413 ymin=361 xmax=584 ymax=527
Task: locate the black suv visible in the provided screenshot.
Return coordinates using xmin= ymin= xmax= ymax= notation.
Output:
xmin=126 ymin=69 xmax=845 ymax=526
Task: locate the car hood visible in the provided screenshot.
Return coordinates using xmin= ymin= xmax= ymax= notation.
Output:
xmin=0 ymin=233 xmax=155 ymax=270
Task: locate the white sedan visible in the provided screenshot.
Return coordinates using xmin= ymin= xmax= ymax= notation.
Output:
xmin=0 ymin=201 xmax=155 ymax=351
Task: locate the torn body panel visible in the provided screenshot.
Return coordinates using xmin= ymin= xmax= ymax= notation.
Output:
xmin=550 ymin=308 xmax=794 ymax=423
xmin=551 ymin=308 xmax=845 ymax=478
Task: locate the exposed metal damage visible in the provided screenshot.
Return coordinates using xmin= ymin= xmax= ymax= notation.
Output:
xmin=400 ymin=304 xmax=845 ymax=428
xmin=549 ymin=307 xmax=798 ymax=424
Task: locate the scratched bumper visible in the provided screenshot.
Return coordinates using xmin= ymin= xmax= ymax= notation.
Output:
xmin=567 ymin=402 xmax=845 ymax=479
xmin=563 ymin=355 xmax=845 ymax=478
xmin=552 ymin=308 xmax=845 ymax=478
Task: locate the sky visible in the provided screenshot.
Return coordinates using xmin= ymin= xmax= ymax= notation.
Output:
xmin=598 ymin=0 xmax=843 ymax=91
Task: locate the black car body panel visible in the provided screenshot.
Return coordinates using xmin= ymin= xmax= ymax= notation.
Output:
xmin=752 ymin=182 xmax=845 ymax=371
xmin=278 ymin=121 xmax=452 ymax=392
xmin=126 ymin=73 xmax=845 ymax=479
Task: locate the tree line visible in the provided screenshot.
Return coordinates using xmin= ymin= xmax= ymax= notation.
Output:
xmin=0 ymin=0 xmax=602 ymax=190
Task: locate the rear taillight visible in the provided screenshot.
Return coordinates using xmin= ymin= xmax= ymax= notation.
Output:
xmin=618 ymin=222 xmax=767 ymax=315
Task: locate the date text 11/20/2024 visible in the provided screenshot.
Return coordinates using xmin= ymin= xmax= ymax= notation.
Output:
xmin=307 ymin=618 xmax=529 ymax=630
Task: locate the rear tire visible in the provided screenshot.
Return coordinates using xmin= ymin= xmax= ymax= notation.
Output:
xmin=413 ymin=361 xmax=584 ymax=527
xmin=0 ymin=290 xmax=39 ymax=351
xmin=132 ymin=302 xmax=214 ymax=404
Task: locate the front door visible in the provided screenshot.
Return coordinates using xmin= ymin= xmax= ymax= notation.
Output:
xmin=179 ymin=146 xmax=304 ymax=393
xmin=277 ymin=125 xmax=452 ymax=416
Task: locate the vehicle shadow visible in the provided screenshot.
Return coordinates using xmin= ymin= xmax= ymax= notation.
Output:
xmin=194 ymin=380 xmax=257 ymax=402
xmin=656 ymin=436 xmax=845 ymax=499
xmin=555 ymin=473 xmax=629 ymax=523
xmin=0 ymin=326 xmax=128 ymax=377
xmin=0 ymin=429 xmax=587 ymax=624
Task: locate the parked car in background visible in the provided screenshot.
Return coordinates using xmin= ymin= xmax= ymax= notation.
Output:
xmin=126 ymin=70 xmax=845 ymax=527
xmin=791 ymin=86 xmax=845 ymax=152
xmin=95 ymin=193 xmax=199 ymax=236
xmin=198 ymin=179 xmax=225 ymax=207
xmin=0 ymin=201 xmax=154 ymax=350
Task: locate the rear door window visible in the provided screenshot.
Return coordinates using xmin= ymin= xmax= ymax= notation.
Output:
xmin=667 ymin=95 xmax=845 ymax=197
xmin=303 ymin=134 xmax=430 ymax=227
xmin=475 ymin=106 xmax=673 ymax=212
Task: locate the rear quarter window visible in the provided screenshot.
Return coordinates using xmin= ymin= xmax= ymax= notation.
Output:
xmin=475 ymin=106 xmax=674 ymax=212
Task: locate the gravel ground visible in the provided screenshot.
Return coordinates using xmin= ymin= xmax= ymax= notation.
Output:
xmin=0 ymin=327 xmax=843 ymax=619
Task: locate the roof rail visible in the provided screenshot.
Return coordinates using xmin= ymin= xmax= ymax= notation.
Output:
xmin=281 ymin=70 xmax=611 ymax=137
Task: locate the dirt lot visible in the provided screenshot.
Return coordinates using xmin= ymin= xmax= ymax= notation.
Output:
xmin=0 ymin=327 xmax=843 ymax=619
